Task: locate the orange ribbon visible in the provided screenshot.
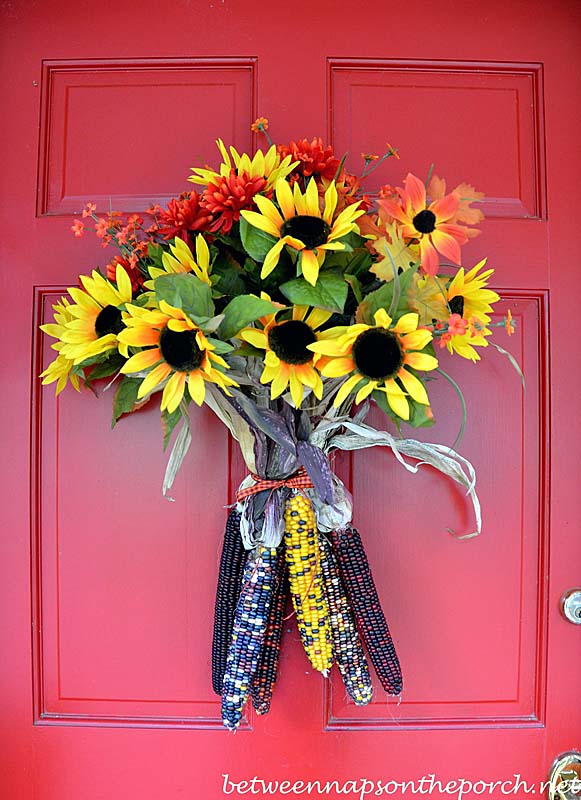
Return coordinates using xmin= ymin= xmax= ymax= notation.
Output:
xmin=236 ymin=466 xmax=314 ymax=502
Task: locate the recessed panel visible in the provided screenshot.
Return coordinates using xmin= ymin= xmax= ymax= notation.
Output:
xmin=329 ymin=60 xmax=545 ymax=219
xmin=34 ymin=291 xmax=235 ymax=726
xmin=38 ymin=59 xmax=256 ymax=216
xmin=326 ymin=295 xmax=548 ymax=728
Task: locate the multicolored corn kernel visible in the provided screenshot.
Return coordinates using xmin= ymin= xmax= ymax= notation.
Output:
xmin=319 ymin=534 xmax=373 ymax=705
xmin=250 ymin=548 xmax=288 ymax=715
xmin=221 ymin=546 xmax=279 ymax=731
xmin=284 ymin=492 xmax=334 ymax=674
xmin=330 ymin=526 xmax=402 ymax=695
xmin=211 ymin=509 xmax=247 ymax=695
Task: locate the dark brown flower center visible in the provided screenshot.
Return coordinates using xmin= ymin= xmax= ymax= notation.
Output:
xmin=160 ymin=327 xmax=204 ymax=372
xmin=352 ymin=328 xmax=403 ymax=380
xmin=449 ymin=295 xmax=464 ymax=316
xmin=268 ymin=320 xmax=316 ymax=365
xmin=280 ymin=215 xmax=330 ymax=249
xmin=412 ymin=209 xmax=436 ymax=234
xmin=94 ymin=305 xmax=123 ymax=337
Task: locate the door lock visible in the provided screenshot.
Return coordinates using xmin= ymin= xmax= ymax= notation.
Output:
xmin=548 ymin=752 xmax=581 ymax=799
xmin=560 ymin=589 xmax=581 ymax=625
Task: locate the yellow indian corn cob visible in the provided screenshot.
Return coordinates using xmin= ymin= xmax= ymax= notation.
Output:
xmin=284 ymin=492 xmax=334 ymax=673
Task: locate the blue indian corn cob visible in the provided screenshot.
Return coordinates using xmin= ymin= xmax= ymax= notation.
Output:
xmin=319 ymin=533 xmax=373 ymax=705
xmin=221 ymin=545 xmax=279 ymax=731
xmin=330 ymin=526 xmax=402 ymax=695
xmin=211 ymin=509 xmax=247 ymax=695
xmin=249 ymin=548 xmax=288 ymax=715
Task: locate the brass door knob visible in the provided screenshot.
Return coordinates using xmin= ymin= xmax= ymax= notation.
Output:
xmin=548 ymin=752 xmax=581 ymax=799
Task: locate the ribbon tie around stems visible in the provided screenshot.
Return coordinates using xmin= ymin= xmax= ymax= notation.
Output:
xmin=236 ymin=467 xmax=314 ymax=502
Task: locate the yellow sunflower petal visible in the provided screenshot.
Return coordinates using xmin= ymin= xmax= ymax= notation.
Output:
xmin=355 ymin=380 xmax=376 ymax=404
xmin=323 ymin=181 xmax=338 ymax=224
xmin=254 ymin=194 xmax=284 ymax=229
xmin=320 ymin=357 xmax=355 ymax=378
xmin=276 ymin=179 xmax=296 ymax=220
xmin=304 ymin=178 xmax=320 ymax=216
xmin=392 ymin=312 xmax=420 ymax=334
xmin=270 ymin=362 xmax=290 ymax=398
xmin=404 ymin=352 xmax=439 ymax=371
xmin=137 ymin=362 xmax=172 ymax=398
xmin=373 ymin=308 xmax=393 ymax=329
xmin=289 ymin=370 xmax=304 ymax=407
xmin=261 ymin=238 xmax=288 ymax=279
xmin=386 ymin=390 xmax=410 ymax=420
xmin=306 ymin=307 xmax=332 ymax=330
xmin=400 ymin=329 xmax=433 ymax=351
xmin=240 ymin=328 xmax=268 ymax=348
xmin=162 ymin=371 xmax=187 ymax=413
xmin=334 ymin=373 xmax=363 ymax=407
xmin=240 ymin=209 xmax=280 ymax=239
xmin=300 ymin=249 xmax=320 ymax=286
xmin=398 ymin=368 xmax=430 ymax=405
xmin=121 ymin=348 xmax=162 ymax=373
xmin=188 ymin=370 xmax=206 ymax=405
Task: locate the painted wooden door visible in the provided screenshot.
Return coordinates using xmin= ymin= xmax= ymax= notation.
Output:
xmin=1 ymin=1 xmax=580 ymax=797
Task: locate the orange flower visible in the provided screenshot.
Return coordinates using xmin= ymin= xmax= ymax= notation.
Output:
xmin=202 ymin=170 xmax=268 ymax=234
xmin=447 ymin=313 xmax=468 ymax=336
xmin=379 ymin=172 xmax=470 ymax=276
xmin=278 ymin=137 xmax=340 ymax=181
xmin=148 ymin=191 xmax=214 ymax=241
xmin=71 ymin=219 xmax=84 ymax=238
xmin=251 ymin=116 xmax=269 ymax=133
xmin=81 ymin=202 xmax=97 ymax=218
xmin=427 ymin=174 xmax=484 ymax=232
xmin=504 ymin=309 xmax=515 ymax=336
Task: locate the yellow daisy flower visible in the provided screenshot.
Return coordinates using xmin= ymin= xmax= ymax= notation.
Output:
xmin=118 ymin=301 xmax=238 ymax=413
xmin=39 ymin=297 xmax=81 ymax=394
xmin=413 ymin=259 xmax=499 ymax=326
xmin=239 ymin=304 xmax=333 ymax=408
xmin=240 ymin=178 xmax=365 ymax=285
xmin=308 ymin=308 xmax=438 ymax=420
xmin=147 ymin=235 xmax=212 ymax=285
xmin=56 ymin=265 xmax=132 ymax=365
xmin=189 ymin=138 xmax=297 ymax=192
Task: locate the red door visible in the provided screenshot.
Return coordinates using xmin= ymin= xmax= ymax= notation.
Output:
xmin=2 ymin=2 xmax=580 ymax=797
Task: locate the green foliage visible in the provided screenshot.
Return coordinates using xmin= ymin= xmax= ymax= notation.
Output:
xmin=239 ymin=216 xmax=277 ymax=262
xmin=356 ymin=267 xmax=417 ymax=324
xmin=154 ymin=273 xmax=214 ymax=319
xmin=112 ymin=377 xmax=141 ymax=428
xmin=280 ymin=271 xmax=348 ymax=313
xmin=147 ymin=242 xmax=165 ymax=269
xmin=161 ymin=405 xmax=183 ymax=450
xmin=87 ymin=353 xmax=126 ymax=381
xmin=218 ymin=295 xmax=281 ymax=341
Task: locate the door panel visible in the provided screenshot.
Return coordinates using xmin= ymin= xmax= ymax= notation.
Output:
xmin=2 ymin=1 xmax=580 ymax=797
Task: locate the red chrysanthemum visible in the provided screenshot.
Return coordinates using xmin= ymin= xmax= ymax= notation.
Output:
xmin=202 ymin=169 xmax=267 ymax=233
xmin=148 ymin=191 xmax=214 ymax=242
xmin=106 ymin=254 xmax=145 ymax=294
xmin=278 ymin=137 xmax=340 ymax=181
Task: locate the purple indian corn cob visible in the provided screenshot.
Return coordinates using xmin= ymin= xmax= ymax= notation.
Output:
xmin=211 ymin=509 xmax=247 ymax=695
xmin=221 ymin=546 xmax=279 ymax=731
xmin=319 ymin=534 xmax=373 ymax=705
xmin=330 ymin=526 xmax=403 ymax=695
xmin=250 ymin=548 xmax=288 ymax=715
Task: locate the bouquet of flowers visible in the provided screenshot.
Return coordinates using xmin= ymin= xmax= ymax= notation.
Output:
xmin=41 ymin=118 xmax=517 ymax=730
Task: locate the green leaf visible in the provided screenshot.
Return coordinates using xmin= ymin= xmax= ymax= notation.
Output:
xmin=112 ymin=377 xmax=141 ymax=428
xmin=147 ymin=242 xmax=165 ymax=269
xmin=407 ymin=400 xmax=436 ymax=428
xmin=211 ymin=252 xmax=247 ymax=296
xmin=218 ymin=295 xmax=280 ymax=341
xmin=344 ymin=273 xmax=362 ymax=304
xmin=230 ymin=342 xmax=264 ymax=358
xmin=161 ymin=405 xmax=183 ymax=451
xmin=154 ymin=273 xmax=214 ymax=319
xmin=356 ymin=267 xmax=417 ymax=324
xmin=207 ymin=337 xmax=235 ymax=354
xmin=239 ymin=216 xmax=278 ymax=262
xmin=279 ymin=271 xmax=348 ymax=313
xmin=88 ymin=353 xmax=126 ymax=380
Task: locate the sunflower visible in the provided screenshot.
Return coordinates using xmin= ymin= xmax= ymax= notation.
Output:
xmin=189 ymin=139 xmax=297 ymax=193
xmin=147 ymin=235 xmax=212 ymax=285
xmin=238 ymin=304 xmax=333 ymax=408
xmin=39 ymin=297 xmax=81 ymax=394
xmin=411 ymin=259 xmax=499 ymax=361
xmin=379 ymin=173 xmax=471 ymax=276
xmin=240 ymin=178 xmax=365 ymax=285
xmin=55 ymin=265 xmax=132 ymax=365
xmin=308 ymin=308 xmax=438 ymax=419
xmin=118 ymin=301 xmax=238 ymax=412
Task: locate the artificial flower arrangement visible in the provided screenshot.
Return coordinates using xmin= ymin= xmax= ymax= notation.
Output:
xmin=41 ymin=118 xmax=517 ymax=731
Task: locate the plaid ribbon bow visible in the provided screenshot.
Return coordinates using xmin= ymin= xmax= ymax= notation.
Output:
xmin=236 ymin=466 xmax=314 ymax=502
